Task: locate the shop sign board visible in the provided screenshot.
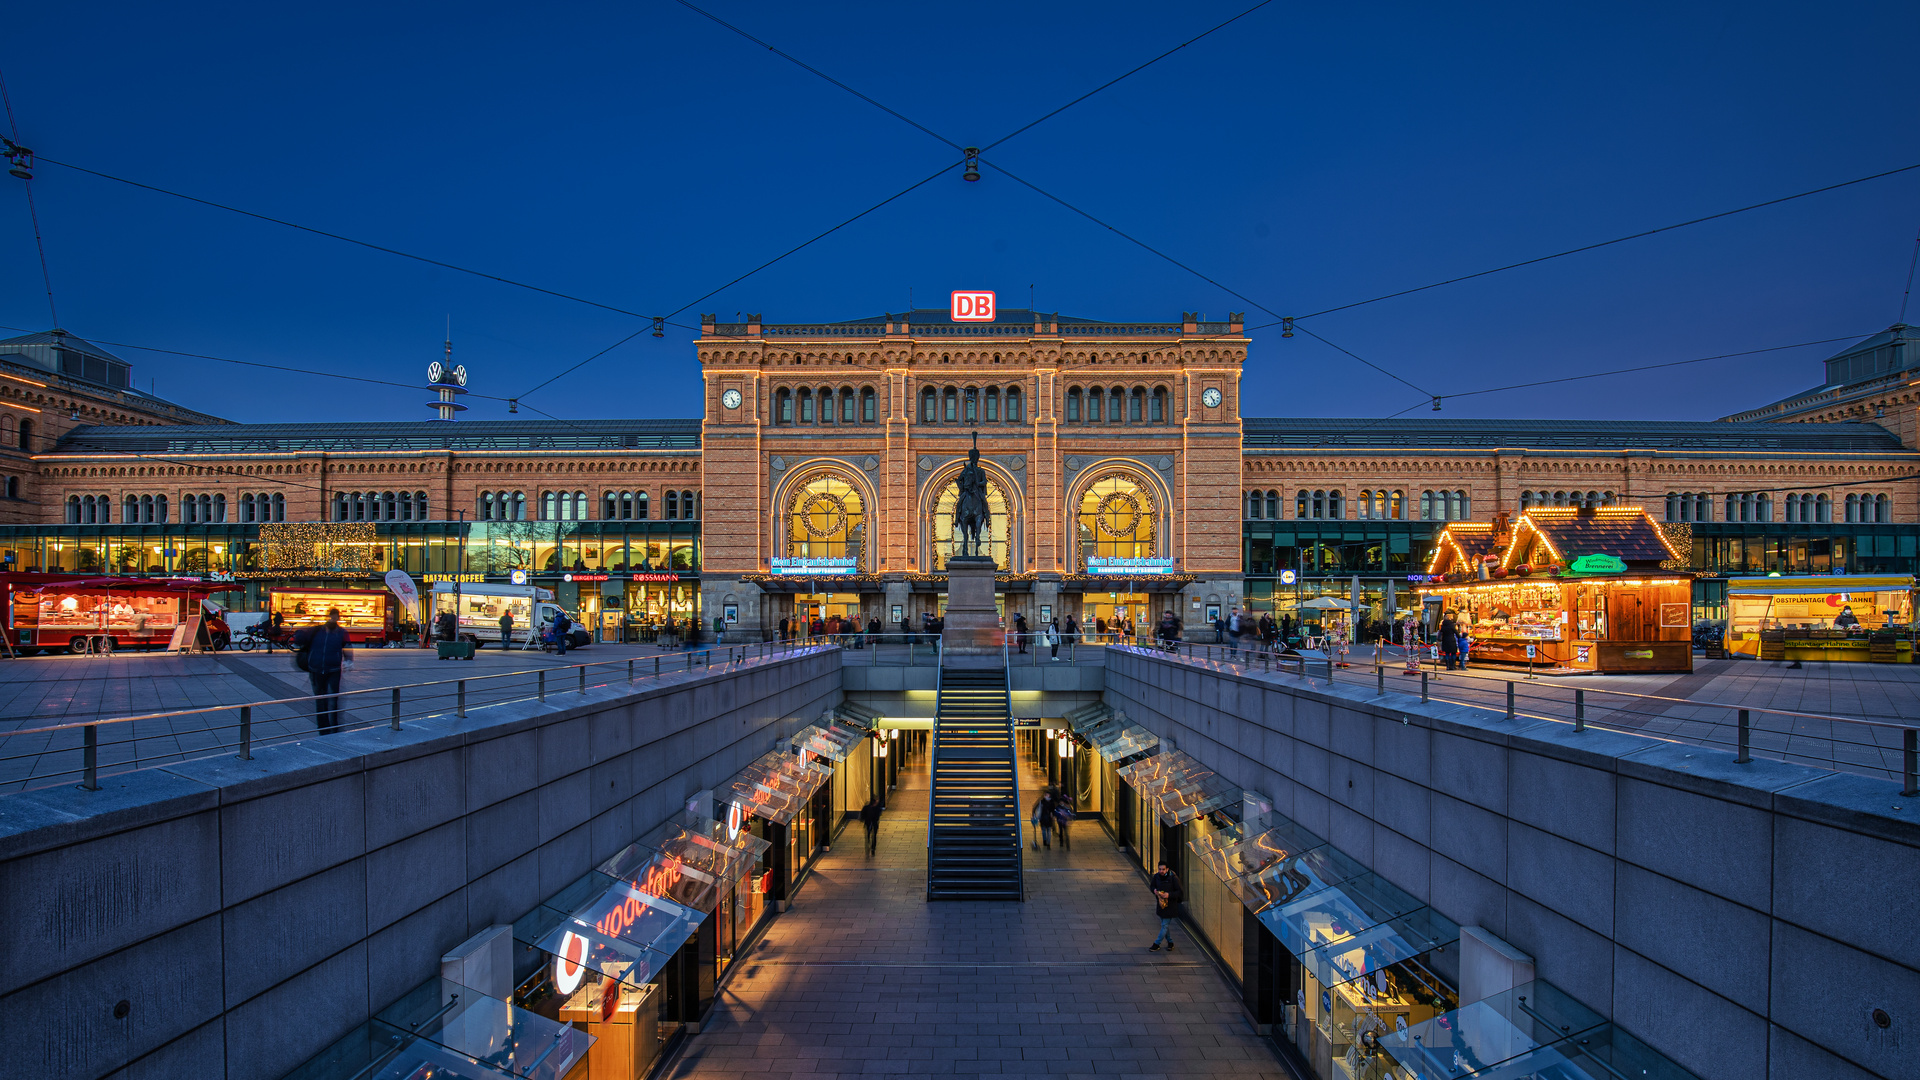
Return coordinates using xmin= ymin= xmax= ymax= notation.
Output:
xmin=630 ymin=572 xmax=680 ymax=583
xmin=1525 ymin=644 xmax=1536 ymax=659
xmin=771 ymin=557 xmax=858 ymax=575
xmin=510 ymin=570 xmax=528 ymax=585
xmin=552 ymin=930 xmax=589 ymax=995
xmin=1568 ymin=553 xmax=1627 ymax=575
xmin=727 ymin=800 xmax=744 ymax=840
xmin=423 ymin=573 xmax=485 ymax=584
xmin=1088 ymin=557 xmax=1175 ymax=575
xmin=950 ymin=290 xmax=995 ymax=321
xmin=1280 ymin=570 xmax=1298 ymax=585
xmin=563 ymin=572 xmax=611 ymax=582
xmin=383 ymin=569 xmax=419 ymax=608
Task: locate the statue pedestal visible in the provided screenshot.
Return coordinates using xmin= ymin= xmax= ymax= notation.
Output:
xmin=940 ymin=556 xmax=1003 ymax=668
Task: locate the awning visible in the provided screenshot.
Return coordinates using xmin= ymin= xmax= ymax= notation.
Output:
xmin=374 ymin=977 xmax=593 ymax=1080
xmin=1075 ymin=709 xmax=1161 ymax=761
xmin=727 ymin=748 xmax=832 ymax=826
xmin=791 ymin=718 xmax=868 ymax=762
xmin=512 ymin=871 xmax=701 ymax=992
xmin=597 ymin=811 xmax=772 ymax=911
xmin=1379 ymin=980 xmax=1702 ymax=1079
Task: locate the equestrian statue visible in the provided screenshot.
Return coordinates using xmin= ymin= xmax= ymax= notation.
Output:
xmin=954 ymin=432 xmax=991 ymax=559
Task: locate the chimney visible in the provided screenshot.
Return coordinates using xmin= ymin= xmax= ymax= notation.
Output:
xmin=1182 ymin=312 xmax=1198 ymax=334
xmin=700 ymin=314 xmax=717 ymax=335
xmin=747 ymin=314 xmax=762 ymax=337
xmin=1228 ymin=312 xmax=1244 ymax=334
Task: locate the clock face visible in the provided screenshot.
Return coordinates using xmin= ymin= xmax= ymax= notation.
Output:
xmin=721 ymin=389 xmax=743 ymax=410
xmin=1202 ymin=387 xmax=1222 ymax=408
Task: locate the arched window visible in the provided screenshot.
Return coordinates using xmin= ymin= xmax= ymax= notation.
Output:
xmin=1816 ymin=493 xmax=1831 ymax=523
xmin=1108 ymin=387 xmax=1124 ymax=423
xmin=1266 ymin=490 xmax=1280 ymax=519
xmin=140 ymin=494 xmax=154 ymax=523
xmin=213 ymin=494 xmax=226 ymax=523
xmin=379 ymin=492 xmax=395 ymax=521
xmin=572 ymin=491 xmax=586 ymax=520
xmin=963 ymin=387 xmax=978 ymax=424
xmin=124 ymin=495 xmax=138 ymax=523
xmin=1756 ymin=493 xmax=1772 ymax=522
xmin=603 ymin=491 xmax=617 ymax=520
xmin=154 ymin=494 xmax=168 ymax=524
xmin=841 ymin=387 xmax=857 ymax=423
xmin=1006 ymin=386 xmax=1023 ymax=422
xmin=921 ymin=388 xmax=938 ymax=422
xmin=542 ymin=491 xmax=557 ymax=520
xmin=1130 ymin=388 xmax=1145 ymax=423
xmin=1845 ymin=493 xmax=1861 ymax=522
xmin=1151 ymin=388 xmax=1168 ymax=423
xmin=665 ymin=490 xmax=679 ymax=520
xmin=1246 ymin=492 xmax=1262 ymax=519
xmin=985 ymin=387 xmax=1000 ymax=422
xmin=1875 ymin=493 xmax=1890 ymax=523
xmin=1330 ymin=491 xmax=1345 ymax=520
xmin=66 ymin=495 xmax=80 ymax=523
xmin=681 ymin=490 xmax=697 ymax=520
xmin=1312 ymin=490 xmax=1325 ymax=519
xmin=786 ymin=473 xmax=866 ymax=569
xmin=481 ymin=492 xmax=494 ymax=520
xmin=776 ymin=388 xmax=793 ymax=424
xmin=943 ymin=388 xmax=958 ymax=423
xmin=797 ymin=389 xmax=814 ymax=424
xmin=817 ymin=386 xmax=833 ymax=424
xmin=1420 ymin=490 xmax=1434 ymax=521
xmin=1087 ymin=388 xmax=1103 ymax=424
xmin=1066 ymin=388 xmax=1082 ymax=423
xmin=634 ymin=491 xmax=647 ymax=520
xmin=862 ymin=387 xmax=877 ymax=422
xmin=1453 ymin=491 xmax=1469 ymax=520
xmin=1300 ymin=490 xmax=1311 ymax=519
xmin=931 ymin=471 xmax=1012 ymax=569
xmin=1077 ymin=474 xmax=1156 ymax=570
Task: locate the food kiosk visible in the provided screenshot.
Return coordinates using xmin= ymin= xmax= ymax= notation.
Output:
xmin=1421 ymin=507 xmax=1692 ymax=674
xmin=1723 ymin=574 xmax=1913 ymax=662
xmin=267 ymin=587 xmax=398 ymax=645
xmin=3 ymin=573 xmax=242 ymax=654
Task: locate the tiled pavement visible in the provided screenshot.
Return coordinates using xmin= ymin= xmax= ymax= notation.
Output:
xmin=667 ymin=751 xmax=1287 ymax=1079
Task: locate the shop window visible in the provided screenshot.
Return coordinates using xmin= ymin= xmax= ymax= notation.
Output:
xmin=1066 ymin=389 xmax=1081 ymax=422
xmin=862 ymin=387 xmax=877 ymax=422
xmin=776 ymin=388 xmax=793 ymax=424
xmin=985 ymin=388 xmax=999 ymax=421
xmin=1006 ymin=387 xmax=1022 ymax=421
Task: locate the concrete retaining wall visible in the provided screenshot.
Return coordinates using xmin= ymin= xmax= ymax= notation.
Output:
xmin=1103 ymin=648 xmax=1919 ymax=1080
xmin=0 ymin=649 xmax=843 ymax=1080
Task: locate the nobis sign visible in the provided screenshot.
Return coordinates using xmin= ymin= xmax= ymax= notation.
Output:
xmin=950 ymin=290 xmax=995 ymax=321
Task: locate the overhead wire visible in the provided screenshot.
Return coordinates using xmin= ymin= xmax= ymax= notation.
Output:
xmin=1899 ymin=223 xmax=1920 ymax=325
xmin=1437 ymin=334 xmax=1873 ymax=402
xmin=0 ymin=66 xmax=59 ymax=327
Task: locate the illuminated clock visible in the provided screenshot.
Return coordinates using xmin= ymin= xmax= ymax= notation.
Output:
xmin=722 ymin=389 xmax=743 ymax=410
xmin=1201 ymin=387 xmax=1222 ymax=408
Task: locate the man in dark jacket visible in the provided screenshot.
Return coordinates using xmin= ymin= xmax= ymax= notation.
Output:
xmin=293 ymin=608 xmax=352 ymax=733
xmin=1013 ymin=612 xmax=1030 ymax=653
xmin=552 ymin=611 xmax=572 ymax=655
xmin=1439 ymin=613 xmax=1460 ymax=670
xmin=1148 ymin=859 xmax=1183 ymax=951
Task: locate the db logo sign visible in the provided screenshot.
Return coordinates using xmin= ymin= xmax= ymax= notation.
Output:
xmin=950 ymin=290 xmax=995 ymax=322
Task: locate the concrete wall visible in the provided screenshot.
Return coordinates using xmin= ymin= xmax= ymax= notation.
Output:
xmin=0 ymin=649 xmax=843 ymax=1080
xmin=1103 ymin=649 xmax=1919 ymax=1080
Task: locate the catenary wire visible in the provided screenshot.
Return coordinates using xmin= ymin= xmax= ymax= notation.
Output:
xmin=980 ymin=155 xmax=1437 ymax=397
xmin=1246 ymin=161 xmax=1920 ymax=327
xmin=1437 ymin=334 xmax=1873 ymax=402
xmin=517 ymin=160 xmax=961 ymax=400
xmin=1899 ymin=223 xmax=1920 ymax=325
xmin=0 ymin=66 xmax=59 ymax=327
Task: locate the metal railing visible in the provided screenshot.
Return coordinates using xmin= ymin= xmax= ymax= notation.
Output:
xmin=1114 ymin=640 xmax=1920 ymax=795
xmin=0 ymin=640 xmax=826 ymax=795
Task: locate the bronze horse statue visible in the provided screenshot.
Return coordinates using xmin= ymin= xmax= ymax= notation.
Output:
xmin=954 ymin=436 xmax=991 ymax=558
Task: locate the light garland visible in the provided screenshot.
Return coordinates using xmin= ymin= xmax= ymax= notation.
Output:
xmin=257 ymin=522 xmax=380 ymax=577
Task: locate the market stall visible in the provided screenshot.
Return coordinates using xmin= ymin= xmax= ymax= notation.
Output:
xmin=1421 ymin=506 xmax=1692 ymax=674
xmin=1723 ymin=574 xmax=1913 ymax=662
xmin=268 ymin=586 xmax=398 ymax=645
xmin=3 ymin=573 xmax=243 ymax=654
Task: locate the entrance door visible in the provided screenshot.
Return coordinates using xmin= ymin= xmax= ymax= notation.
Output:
xmin=1084 ymin=592 xmax=1149 ymax=640
xmin=793 ymin=592 xmax=862 ymax=625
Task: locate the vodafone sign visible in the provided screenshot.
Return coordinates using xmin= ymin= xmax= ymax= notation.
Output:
xmin=553 ymin=930 xmax=590 ymax=995
xmin=950 ymin=290 xmax=995 ymax=322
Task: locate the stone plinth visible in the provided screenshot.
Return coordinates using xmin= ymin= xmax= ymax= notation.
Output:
xmin=940 ymin=556 xmax=1003 ymax=667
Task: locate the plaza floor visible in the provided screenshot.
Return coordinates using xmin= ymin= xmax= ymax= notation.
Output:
xmin=667 ymin=747 xmax=1287 ymax=1079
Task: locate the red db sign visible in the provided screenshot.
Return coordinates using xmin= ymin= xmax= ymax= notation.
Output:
xmin=950 ymin=291 xmax=995 ymax=322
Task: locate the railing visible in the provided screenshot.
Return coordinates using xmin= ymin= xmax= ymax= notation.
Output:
xmin=0 ymin=640 xmax=827 ymax=795
xmin=807 ymin=630 xmax=1107 ymax=666
xmin=1114 ymin=639 xmax=1920 ymax=795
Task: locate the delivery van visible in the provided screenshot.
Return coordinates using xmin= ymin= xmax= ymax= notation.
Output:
xmin=429 ymin=582 xmax=588 ymax=649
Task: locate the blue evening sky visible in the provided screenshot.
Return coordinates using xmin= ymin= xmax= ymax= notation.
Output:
xmin=1 ymin=1 xmax=1916 ymax=425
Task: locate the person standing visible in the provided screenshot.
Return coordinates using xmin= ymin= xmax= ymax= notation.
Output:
xmin=1064 ymin=614 xmax=1080 ymax=652
xmin=498 ymin=610 xmax=513 ymax=649
xmin=1031 ymin=789 xmax=1054 ymax=850
xmin=1227 ymin=608 xmax=1244 ymax=658
xmin=1014 ymin=611 xmax=1030 ymax=654
xmin=553 ymin=609 xmax=573 ymax=656
xmin=1439 ymin=611 xmax=1460 ymax=670
xmin=1148 ymin=859 xmax=1184 ymax=952
xmin=860 ymin=796 xmax=881 ymax=856
xmin=294 ymin=608 xmax=352 ymax=734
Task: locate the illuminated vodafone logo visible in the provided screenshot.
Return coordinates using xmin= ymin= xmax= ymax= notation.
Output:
xmin=727 ymin=800 xmax=744 ymax=840
xmin=553 ymin=930 xmax=589 ymax=995
xmin=950 ymin=290 xmax=995 ymax=322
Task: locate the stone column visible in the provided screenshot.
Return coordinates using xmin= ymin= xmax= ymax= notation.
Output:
xmin=940 ymin=556 xmax=1002 ymax=668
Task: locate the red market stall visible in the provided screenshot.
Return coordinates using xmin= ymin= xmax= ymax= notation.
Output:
xmin=3 ymin=573 xmax=243 ymax=654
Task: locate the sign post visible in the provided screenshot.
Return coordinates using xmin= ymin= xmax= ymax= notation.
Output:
xmin=1525 ymin=641 xmax=1537 ymax=680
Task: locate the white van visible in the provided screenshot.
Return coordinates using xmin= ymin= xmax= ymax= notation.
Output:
xmin=429 ymin=582 xmax=588 ymax=649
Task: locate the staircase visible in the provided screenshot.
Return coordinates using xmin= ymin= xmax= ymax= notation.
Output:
xmin=926 ymin=666 xmax=1023 ymax=901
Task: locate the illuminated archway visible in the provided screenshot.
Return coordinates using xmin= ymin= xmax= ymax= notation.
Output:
xmin=1074 ymin=472 xmax=1158 ymax=570
xmin=928 ymin=474 xmax=1014 ymax=570
xmin=783 ymin=472 xmax=867 ymax=569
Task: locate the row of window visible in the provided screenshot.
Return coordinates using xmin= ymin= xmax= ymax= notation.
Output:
xmin=1521 ymin=490 xmax=1615 ymax=509
xmin=67 ymin=494 xmax=175 ymax=523
xmin=1062 ymin=387 xmax=1169 ymax=424
xmin=1 ymin=415 xmax=34 ymax=451
xmin=539 ymin=490 xmax=699 ymax=522
xmin=334 ymin=491 xmax=431 ymax=522
xmin=775 ymin=386 xmax=880 ymax=425
xmin=1665 ymin=491 xmax=1895 ymax=524
xmin=1242 ymin=489 xmax=1467 ymax=521
xmin=920 ymin=386 xmax=1027 ymax=424
xmin=182 ymin=494 xmax=226 ymax=523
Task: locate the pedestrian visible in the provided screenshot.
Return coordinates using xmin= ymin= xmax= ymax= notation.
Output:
xmin=1212 ymin=610 xmax=1228 ymax=646
xmin=1064 ymin=614 xmax=1080 ymax=651
xmin=1048 ymin=616 xmax=1061 ymax=660
xmin=1052 ymin=786 xmax=1074 ymax=849
xmin=1095 ymin=616 xmax=1108 ymax=642
xmin=860 ymin=796 xmax=881 ymax=856
xmin=1440 ymin=612 xmax=1460 ymax=670
xmin=1014 ymin=611 xmax=1030 ymax=654
xmin=1030 ymin=790 xmax=1053 ymax=850
xmin=779 ymin=616 xmax=790 ymax=642
xmin=1259 ymin=612 xmax=1277 ymax=655
xmin=1227 ymin=607 xmax=1244 ymax=658
xmin=293 ymin=607 xmax=352 ymax=734
xmin=553 ymin=609 xmax=573 ymax=656
xmin=1147 ymin=859 xmax=1184 ymax=951
xmin=866 ymin=615 xmax=880 ymax=649
xmin=437 ymin=609 xmax=457 ymax=643
xmin=498 ymin=610 xmax=513 ymax=649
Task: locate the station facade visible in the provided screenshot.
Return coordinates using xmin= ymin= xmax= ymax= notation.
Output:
xmin=2 ymin=316 xmax=1918 ymax=639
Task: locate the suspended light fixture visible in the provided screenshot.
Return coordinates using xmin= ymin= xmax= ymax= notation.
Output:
xmin=1280 ymin=317 xmax=1294 ymax=338
xmin=962 ymin=147 xmax=981 ymax=183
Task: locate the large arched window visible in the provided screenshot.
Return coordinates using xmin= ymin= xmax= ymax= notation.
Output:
xmin=786 ymin=474 xmax=866 ymax=568
xmin=1076 ymin=474 xmax=1156 ymax=570
xmin=862 ymin=387 xmax=877 ymax=422
xmin=776 ymin=388 xmax=793 ymax=425
xmin=1065 ymin=388 xmax=1082 ymax=423
xmin=930 ymin=472 xmax=1012 ymax=570
xmin=1005 ymin=387 xmax=1023 ymax=422
xmin=921 ymin=388 xmax=938 ymax=423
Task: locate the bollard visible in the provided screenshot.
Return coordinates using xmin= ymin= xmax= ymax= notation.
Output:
xmin=1904 ymin=729 xmax=1918 ymax=798
xmin=1378 ymin=665 xmax=1385 ymax=694
xmin=458 ymin=681 xmax=466 ymax=718
xmin=1506 ymin=682 xmax=1515 ymax=721
xmin=1736 ymin=709 xmax=1751 ymax=763
xmin=686 ymin=652 xmax=693 ymax=671
xmin=392 ymin=687 xmax=402 ymax=731
xmin=655 ymin=656 xmax=661 ymax=677
xmin=238 ymin=705 xmax=253 ymax=760
xmin=538 ymin=670 xmax=547 ymax=701
xmin=579 ymin=666 xmax=586 ymax=694
xmin=1573 ymin=690 xmax=1585 ymax=733
xmin=1421 ymin=672 xmax=1429 ymax=702
xmin=628 ymin=659 xmax=634 ymax=683
xmin=81 ymin=724 xmax=99 ymax=790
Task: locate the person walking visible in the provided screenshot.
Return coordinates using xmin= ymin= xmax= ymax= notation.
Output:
xmin=1095 ymin=616 xmax=1108 ymax=642
xmin=1013 ymin=611 xmax=1030 ymax=654
xmin=1147 ymin=859 xmax=1184 ymax=952
xmin=860 ymin=796 xmax=881 ymax=856
xmin=1258 ymin=612 xmax=1277 ymax=655
xmin=293 ymin=608 xmax=352 ymax=734
xmin=1051 ymin=785 xmax=1073 ymax=849
xmin=1064 ymin=614 xmax=1080 ymax=652
xmin=1227 ymin=608 xmax=1244 ymax=658
xmin=553 ymin=609 xmax=573 ymax=656
xmin=1030 ymin=789 xmax=1054 ymax=850
xmin=498 ymin=610 xmax=513 ymax=649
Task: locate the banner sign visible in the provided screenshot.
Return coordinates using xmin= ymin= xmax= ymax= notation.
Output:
xmin=1087 ymin=557 xmax=1174 ymax=575
xmin=383 ymin=569 xmax=419 ymax=608
xmin=771 ymin=557 xmax=858 ymax=576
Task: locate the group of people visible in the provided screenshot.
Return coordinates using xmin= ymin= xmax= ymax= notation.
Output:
xmin=778 ymin=614 xmax=884 ymax=648
xmin=1006 ymin=613 xmax=1084 ymax=659
xmin=1437 ymin=612 xmax=1472 ymax=670
xmin=1028 ymin=785 xmax=1076 ymax=849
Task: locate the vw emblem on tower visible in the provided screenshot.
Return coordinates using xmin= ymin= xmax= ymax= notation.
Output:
xmin=950 ymin=290 xmax=995 ymax=322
